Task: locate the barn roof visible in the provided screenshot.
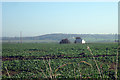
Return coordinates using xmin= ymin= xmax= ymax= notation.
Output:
xmin=76 ymin=37 xmax=81 ymax=39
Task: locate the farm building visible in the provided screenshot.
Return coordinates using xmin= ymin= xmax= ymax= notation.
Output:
xmin=74 ymin=37 xmax=85 ymax=44
xmin=59 ymin=38 xmax=70 ymax=44
xmin=82 ymin=39 xmax=86 ymax=44
xmin=115 ymin=40 xmax=119 ymax=42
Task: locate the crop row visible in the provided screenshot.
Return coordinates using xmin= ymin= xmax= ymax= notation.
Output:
xmin=2 ymin=43 xmax=119 ymax=79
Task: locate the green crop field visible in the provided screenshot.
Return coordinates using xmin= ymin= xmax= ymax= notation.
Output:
xmin=1 ymin=43 xmax=119 ymax=79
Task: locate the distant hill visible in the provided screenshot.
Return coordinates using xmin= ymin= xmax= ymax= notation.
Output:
xmin=2 ymin=33 xmax=118 ymax=43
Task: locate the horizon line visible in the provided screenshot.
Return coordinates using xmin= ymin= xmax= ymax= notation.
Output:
xmin=2 ymin=33 xmax=118 ymax=37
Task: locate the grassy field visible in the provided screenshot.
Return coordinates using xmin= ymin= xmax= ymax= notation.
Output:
xmin=2 ymin=42 xmax=119 ymax=79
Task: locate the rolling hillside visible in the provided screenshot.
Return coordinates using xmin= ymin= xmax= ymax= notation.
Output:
xmin=2 ymin=33 xmax=118 ymax=43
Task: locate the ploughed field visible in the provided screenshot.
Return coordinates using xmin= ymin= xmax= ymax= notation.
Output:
xmin=2 ymin=43 xmax=119 ymax=79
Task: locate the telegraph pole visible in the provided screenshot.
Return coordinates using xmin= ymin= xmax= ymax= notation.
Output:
xmin=20 ymin=31 xmax=22 ymax=43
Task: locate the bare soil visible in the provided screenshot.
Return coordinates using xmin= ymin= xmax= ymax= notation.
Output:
xmin=1 ymin=54 xmax=117 ymax=61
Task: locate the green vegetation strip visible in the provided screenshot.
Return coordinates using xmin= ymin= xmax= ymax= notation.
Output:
xmin=2 ymin=43 xmax=119 ymax=79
